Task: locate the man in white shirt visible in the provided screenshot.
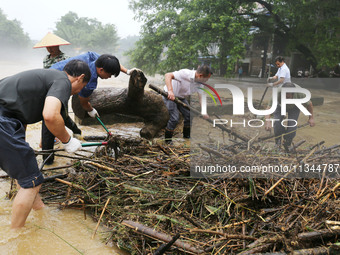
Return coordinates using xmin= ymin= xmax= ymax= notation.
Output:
xmin=267 ymin=56 xmax=291 ymax=87
xmin=164 ymin=65 xmax=212 ymax=143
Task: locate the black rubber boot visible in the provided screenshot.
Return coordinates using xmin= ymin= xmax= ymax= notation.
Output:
xmin=65 ymin=116 xmax=81 ymax=135
xmin=42 ymin=121 xmax=55 ymax=165
xmin=283 ymin=139 xmax=292 ymax=153
xmin=43 ymin=152 xmax=54 ymax=165
xmin=164 ymin=130 xmax=174 ymax=144
xmin=183 ymin=126 xmax=190 ymax=138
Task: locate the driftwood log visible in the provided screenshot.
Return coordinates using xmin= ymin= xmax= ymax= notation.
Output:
xmin=72 ymin=70 xmax=169 ymax=140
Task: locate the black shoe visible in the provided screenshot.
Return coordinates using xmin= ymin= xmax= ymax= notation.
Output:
xmin=165 ymin=130 xmax=173 ymax=144
xmin=283 ymin=140 xmax=291 ymax=153
xmin=43 ymin=157 xmax=54 ymax=165
xmin=183 ymin=126 xmax=190 ymax=138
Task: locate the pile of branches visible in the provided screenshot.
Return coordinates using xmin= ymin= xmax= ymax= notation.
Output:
xmin=40 ymin=137 xmax=340 ymax=255
xmin=193 ymin=138 xmax=340 ymax=179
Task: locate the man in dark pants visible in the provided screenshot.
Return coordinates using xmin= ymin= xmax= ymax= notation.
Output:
xmin=0 ymin=60 xmax=91 ymax=228
xmin=163 ymin=65 xmax=212 ymax=143
xmin=265 ymin=82 xmax=315 ymax=151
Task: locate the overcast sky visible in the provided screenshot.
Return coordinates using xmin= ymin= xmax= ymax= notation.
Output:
xmin=1 ymin=0 xmax=142 ymax=41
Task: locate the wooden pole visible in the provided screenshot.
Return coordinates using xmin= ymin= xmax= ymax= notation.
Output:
xmin=149 ymin=84 xmax=250 ymax=142
xmin=122 ymin=220 xmax=204 ymax=254
xmin=149 ymin=84 xmax=189 ymax=109
xmin=92 ymin=197 xmax=111 ymax=239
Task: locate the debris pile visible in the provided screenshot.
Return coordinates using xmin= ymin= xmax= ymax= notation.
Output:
xmin=39 ymin=137 xmax=340 ymax=254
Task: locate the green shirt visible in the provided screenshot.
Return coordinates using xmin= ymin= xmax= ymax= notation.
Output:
xmin=43 ymin=52 xmax=68 ymax=69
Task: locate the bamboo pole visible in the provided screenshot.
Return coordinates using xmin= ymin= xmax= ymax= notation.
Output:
xmin=55 ymin=178 xmax=83 ymax=190
xmin=189 ymin=228 xmax=256 ymax=241
xmin=92 ymin=197 xmax=111 ymax=239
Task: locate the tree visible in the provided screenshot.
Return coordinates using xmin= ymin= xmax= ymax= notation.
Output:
xmin=128 ymin=0 xmax=339 ymax=75
xmin=54 ymin=12 xmax=119 ymax=54
xmin=116 ymin=35 xmax=140 ymax=66
xmin=240 ymin=0 xmax=340 ymax=71
xmin=0 ymin=9 xmax=30 ymax=48
xmin=128 ymin=0 xmax=252 ymax=76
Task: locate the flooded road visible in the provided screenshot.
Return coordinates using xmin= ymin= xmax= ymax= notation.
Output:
xmin=0 ymin=179 xmax=119 ymax=255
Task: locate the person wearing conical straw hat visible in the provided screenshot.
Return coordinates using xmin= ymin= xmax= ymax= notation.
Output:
xmin=33 ymin=32 xmax=70 ymax=69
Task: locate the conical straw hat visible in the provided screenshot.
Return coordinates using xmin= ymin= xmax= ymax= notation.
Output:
xmin=33 ymin=32 xmax=71 ymax=48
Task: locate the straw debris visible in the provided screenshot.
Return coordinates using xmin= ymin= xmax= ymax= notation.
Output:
xmin=39 ymin=136 xmax=340 ymax=254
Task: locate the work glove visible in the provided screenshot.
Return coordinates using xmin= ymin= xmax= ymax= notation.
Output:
xmin=267 ymin=83 xmax=274 ymax=87
xmin=63 ymin=137 xmax=82 ymax=153
xmin=87 ymin=108 xmax=99 ymax=118
xmin=127 ymin=68 xmax=142 ymax=75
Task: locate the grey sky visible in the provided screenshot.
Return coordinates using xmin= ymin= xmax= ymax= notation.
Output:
xmin=0 ymin=0 xmax=141 ymax=40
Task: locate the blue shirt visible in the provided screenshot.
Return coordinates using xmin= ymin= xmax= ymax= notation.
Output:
xmin=50 ymin=51 xmax=100 ymax=97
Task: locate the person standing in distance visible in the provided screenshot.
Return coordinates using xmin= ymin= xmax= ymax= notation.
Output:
xmin=33 ymin=32 xmax=70 ymax=69
xmin=267 ymin=56 xmax=291 ymax=87
xmin=264 ymin=82 xmax=315 ymax=152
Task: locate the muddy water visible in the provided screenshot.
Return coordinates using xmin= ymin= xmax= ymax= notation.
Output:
xmin=0 ymin=122 xmax=142 ymax=254
xmin=0 ymin=180 xmax=120 ymax=255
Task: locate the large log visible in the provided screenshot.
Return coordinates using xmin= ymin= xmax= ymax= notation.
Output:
xmin=72 ymin=70 xmax=169 ymax=140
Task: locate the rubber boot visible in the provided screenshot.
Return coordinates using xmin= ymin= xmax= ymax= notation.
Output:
xmin=183 ymin=126 xmax=190 ymax=138
xmin=43 ymin=152 xmax=54 ymax=166
xmin=283 ymin=139 xmax=292 ymax=153
xmin=164 ymin=130 xmax=174 ymax=144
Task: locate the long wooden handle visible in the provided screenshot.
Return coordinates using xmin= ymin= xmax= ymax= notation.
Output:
xmin=148 ymin=84 xmax=190 ymax=110
xmin=258 ymin=86 xmax=269 ymax=109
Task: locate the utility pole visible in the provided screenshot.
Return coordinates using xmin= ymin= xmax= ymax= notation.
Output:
xmin=260 ymin=48 xmax=267 ymax=78
xmin=268 ymin=33 xmax=274 ymax=78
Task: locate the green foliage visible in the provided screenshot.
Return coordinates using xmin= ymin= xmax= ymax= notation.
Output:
xmin=244 ymin=0 xmax=340 ymax=70
xmin=128 ymin=0 xmax=252 ymax=76
xmin=128 ymin=0 xmax=339 ymax=75
xmin=289 ymin=0 xmax=340 ymax=68
xmin=117 ymin=35 xmax=140 ymax=66
xmin=54 ymin=12 xmax=119 ymax=54
xmin=0 ymin=9 xmax=30 ymax=48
